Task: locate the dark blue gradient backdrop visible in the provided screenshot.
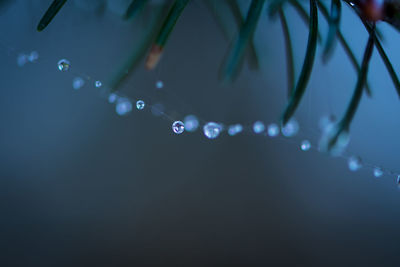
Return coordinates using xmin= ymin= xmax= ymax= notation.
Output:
xmin=1 ymin=1 xmax=400 ymax=266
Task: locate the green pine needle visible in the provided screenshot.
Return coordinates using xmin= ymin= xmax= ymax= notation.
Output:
xmin=109 ymin=4 xmax=169 ymax=92
xmin=288 ymin=0 xmax=322 ymax=44
xmin=278 ymin=8 xmax=295 ymax=98
xmin=37 ymin=0 xmax=67 ymax=32
xmin=328 ymin=25 xmax=375 ymax=150
xmin=282 ymin=0 xmax=318 ymax=125
xmin=145 ymin=0 xmax=190 ymax=70
xmin=363 ymin=22 xmax=400 ymax=98
xmin=124 ymin=0 xmax=147 ymax=20
xmin=322 ymin=0 xmax=341 ymax=62
xmin=226 ymin=0 xmax=260 ymax=70
xmin=220 ymin=0 xmax=265 ymax=82
xmin=318 ymin=1 xmax=372 ymax=96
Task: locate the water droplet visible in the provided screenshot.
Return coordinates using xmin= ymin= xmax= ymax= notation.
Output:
xmin=17 ymin=54 xmax=28 ymax=67
xmin=172 ymin=121 xmax=185 ymax=134
xmin=373 ymin=167 xmax=383 ymax=178
xmin=228 ymin=124 xmax=243 ymax=136
xmin=136 ymin=100 xmax=145 ymax=110
xmin=115 ymin=97 xmax=132 ymax=116
xmin=156 ymin=80 xmax=164 ymax=89
xmin=72 ymin=77 xmax=85 ymax=90
xmin=397 ymin=175 xmax=400 ymax=186
xmin=57 ymin=59 xmax=70 ymax=71
xmin=28 ymin=51 xmax=39 ymax=62
xmin=253 ymin=121 xmax=265 ymax=134
xmin=281 ymin=118 xmax=299 ymax=137
xmin=349 ymin=2 xmax=355 ymax=7
xmin=95 ymin=80 xmax=102 ymax=88
xmin=183 ymin=115 xmax=199 ymax=132
xmin=348 ymin=156 xmax=362 ymax=171
xmin=319 ymin=125 xmax=350 ymax=156
xmin=108 ymin=93 xmax=118 ymax=103
xmin=203 ymin=122 xmax=222 ymax=139
xmin=319 ymin=115 xmax=336 ymax=132
xmin=300 ymin=140 xmax=311 ymax=151
xmin=267 ymin=123 xmax=279 ymax=137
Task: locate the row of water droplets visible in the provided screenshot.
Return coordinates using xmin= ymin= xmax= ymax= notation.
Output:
xmin=52 ymin=57 xmax=397 ymax=187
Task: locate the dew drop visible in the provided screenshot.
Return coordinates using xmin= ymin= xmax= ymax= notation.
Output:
xmin=95 ymin=80 xmax=102 ymax=88
xmin=319 ymin=124 xmax=350 ymax=156
xmin=253 ymin=121 xmax=265 ymax=134
xmin=281 ymin=118 xmax=299 ymax=137
xmin=72 ymin=77 xmax=85 ymax=90
xmin=156 ymin=80 xmax=164 ymax=89
xmin=267 ymin=123 xmax=279 ymax=137
xmin=108 ymin=93 xmax=118 ymax=103
xmin=348 ymin=156 xmax=362 ymax=172
xmin=300 ymin=140 xmax=311 ymax=151
xmin=17 ymin=54 xmax=28 ymax=67
xmin=319 ymin=115 xmax=336 ymax=132
xmin=57 ymin=59 xmax=71 ymax=71
xmin=183 ymin=115 xmax=199 ymax=132
xmin=28 ymin=51 xmax=39 ymax=62
xmin=373 ymin=167 xmax=383 ymax=178
xmin=115 ymin=97 xmax=132 ymax=116
xmin=172 ymin=121 xmax=185 ymax=134
xmin=228 ymin=124 xmax=243 ymax=136
xmin=397 ymin=175 xmax=400 ymax=186
xmin=136 ymin=100 xmax=145 ymax=110
xmin=203 ymin=122 xmax=222 ymax=139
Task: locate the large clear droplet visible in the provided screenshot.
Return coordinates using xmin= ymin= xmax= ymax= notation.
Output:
xmin=373 ymin=167 xmax=383 ymax=178
xmin=203 ymin=122 xmax=222 ymax=139
xmin=72 ymin=77 xmax=85 ymax=90
xmin=115 ymin=97 xmax=132 ymax=116
xmin=281 ymin=118 xmax=299 ymax=137
xmin=184 ymin=115 xmax=199 ymax=132
xmin=136 ymin=100 xmax=145 ymax=110
xmin=253 ymin=121 xmax=265 ymax=134
xmin=228 ymin=124 xmax=243 ymax=136
xmin=95 ymin=80 xmax=102 ymax=88
xmin=57 ymin=59 xmax=71 ymax=71
xmin=267 ymin=123 xmax=279 ymax=137
xmin=348 ymin=156 xmax=362 ymax=171
xmin=172 ymin=121 xmax=185 ymax=134
xmin=300 ymin=140 xmax=311 ymax=151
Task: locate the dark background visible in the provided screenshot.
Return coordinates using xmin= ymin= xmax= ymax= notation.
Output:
xmin=1 ymin=0 xmax=400 ymax=265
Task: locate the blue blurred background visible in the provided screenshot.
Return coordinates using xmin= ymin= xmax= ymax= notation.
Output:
xmin=1 ymin=0 xmax=400 ymax=265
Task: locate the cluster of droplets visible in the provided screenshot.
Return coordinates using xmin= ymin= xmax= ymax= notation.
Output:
xmin=55 ymin=58 xmax=400 ymax=188
xmin=228 ymin=124 xmax=243 ymax=136
xmin=17 ymin=51 xmax=39 ymax=67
